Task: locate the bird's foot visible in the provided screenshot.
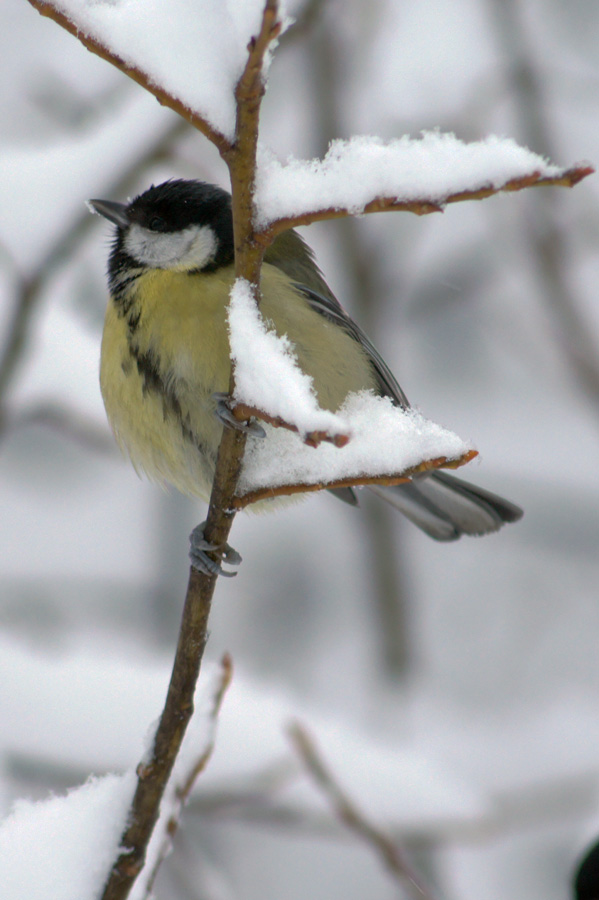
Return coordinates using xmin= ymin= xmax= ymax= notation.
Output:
xmin=213 ymin=393 xmax=266 ymax=438
xmin=189 ymin=521 xmax=242 ymax=578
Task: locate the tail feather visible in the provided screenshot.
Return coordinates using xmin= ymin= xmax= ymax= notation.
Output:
xmin=367 ymin=471 xmax=523 ymax=541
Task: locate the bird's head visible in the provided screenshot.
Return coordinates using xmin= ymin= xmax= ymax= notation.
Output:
xmin=89 ymin=179 xmax=235 ymax=273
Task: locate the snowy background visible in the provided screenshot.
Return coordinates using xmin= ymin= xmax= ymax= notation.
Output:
xmin=1 ymin=0 xmax=599 ymax=898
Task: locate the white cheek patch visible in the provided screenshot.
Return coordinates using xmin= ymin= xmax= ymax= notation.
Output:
xmin=125 ymin=223 xmax=218 ymax=271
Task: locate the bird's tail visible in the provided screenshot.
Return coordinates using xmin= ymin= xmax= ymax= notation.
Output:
xmin=368 ymin=470 xmax=523 ymax=540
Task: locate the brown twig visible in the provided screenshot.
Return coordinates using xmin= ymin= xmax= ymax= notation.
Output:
xmin=259 ymin=164 xmax=593 ymax=239
xmin=233 ymin=448 xmax=478 ymax=509
xmin=142 ymin=654 xmax=233 ymax=899
xmin=231 ymin=400 xmax=350 ymax=447
xmin=288 ymin=722 xmax=436 ymax=900
xmin=194 ymin=0 xmax=283 ymax=579
xmin=95 ymin=5 xmax=282 ymax=899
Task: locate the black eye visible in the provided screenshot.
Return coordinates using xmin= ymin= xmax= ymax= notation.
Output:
xmin=148 ymin=215 xmax=166 ymax=231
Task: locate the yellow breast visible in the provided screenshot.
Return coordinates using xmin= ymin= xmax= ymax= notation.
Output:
xmin=100 ymin=263 xmax=377 ymax=500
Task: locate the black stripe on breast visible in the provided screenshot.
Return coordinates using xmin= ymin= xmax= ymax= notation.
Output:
xmin=126 ymin=341 xmax=215 ymax=462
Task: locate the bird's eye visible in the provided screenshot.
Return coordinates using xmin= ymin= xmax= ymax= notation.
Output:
xmin=148 ymin=215 xmax=166 ymax=231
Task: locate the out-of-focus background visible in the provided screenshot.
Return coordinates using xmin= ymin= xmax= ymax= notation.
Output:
xmin=1 ymin=0 xmax=599 ymax=898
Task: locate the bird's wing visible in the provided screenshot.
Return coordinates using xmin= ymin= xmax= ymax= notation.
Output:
xmin=290 ymin=287 xmax=523 ymax=535
xmin=293 ymin=284 xmax=410 ymax=409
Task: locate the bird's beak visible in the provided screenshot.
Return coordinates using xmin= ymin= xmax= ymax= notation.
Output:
xmin=88 ymin=198 xmax=130 ymax=228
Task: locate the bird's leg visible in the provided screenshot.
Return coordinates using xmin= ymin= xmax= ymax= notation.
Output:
xmin=213 ymin=392 xmax=266 ymax=438
xmin=189 ymin=520 xmax=242 ymax=578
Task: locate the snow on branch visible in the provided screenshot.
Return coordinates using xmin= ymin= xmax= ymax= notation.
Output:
xmin=227 ymin=279 xmax=350 ymax=447
xmin=25 ymin=2 xmax=592 ymax=237
xmin=0 ymin=652 xmax=233 ymax=900
xmin=25 ymin=0 xmax=290 ymax=149
xmin=227 ymin=279 xmax=476 ymax=503
xmin=227 ymin=130 xmax=594 ymax=500
xmin=232 ymin=393 xmax=477 ymax=508
xmin=254 ymin=134 xmax=593 ymax=233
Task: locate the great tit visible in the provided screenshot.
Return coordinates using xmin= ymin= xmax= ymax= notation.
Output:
xmin=90 ymin=179 xmax=522 ymax=575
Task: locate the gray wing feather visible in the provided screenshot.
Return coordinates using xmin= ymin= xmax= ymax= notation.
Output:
xmin=293 ymin=284 xmax=410 ymax=408
xmin=291 ymin=283 xmax=523 ymax=539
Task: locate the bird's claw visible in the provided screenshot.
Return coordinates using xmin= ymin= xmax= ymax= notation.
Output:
xmin=189 ymin=521 xmax=242 ymax=578
xmin=213 ymin=392 xmax=266 ymax=438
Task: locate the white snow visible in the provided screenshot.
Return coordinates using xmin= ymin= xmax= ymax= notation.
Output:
xmin=228 ymin=278 xmax=473 ymax=491
xmin=208 ymin=676 xmax=487 ymax=830
xmin=43 ymin=0 xmax=290 ymax=141
xmin=0 ymin=771 xmax=137 ymax=900
xmin=253 ymin=132 xmax=563 ymax=227
xmin=0 ymin=635 xmax=487 ymax=828
xmin=32 ymin=4 xmax=564 ymax=232
xmin=238 ymin=391 xmax=474 ymax=495
xmin=0 ymin=634 xmax=489 ymax=899
xmin=228 ymin=278 xmax=348 ymax=440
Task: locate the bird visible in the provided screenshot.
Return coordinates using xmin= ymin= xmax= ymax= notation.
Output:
xmin=89 ymin=178 xmax=522 ymax=576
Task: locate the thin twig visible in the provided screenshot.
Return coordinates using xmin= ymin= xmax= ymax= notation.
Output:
xmin=233 ymin=448 xmax=478 ymax=509
xmin=230 ymin=399 xmax=350 ymax=447
xmin=142 ymin=654 xmax=233 ymax=899
xmin=95 ymin=5 xmax=282 ymax=899
xmin=288 ymin=722 xmax=436 ymax=900
xmin=259 ymin=165 xmax=593 ymax=239
xmin=199 ymin=0 xmax=282 ymax=565
xmin=177 ymin=654 xmax=233 ymax=800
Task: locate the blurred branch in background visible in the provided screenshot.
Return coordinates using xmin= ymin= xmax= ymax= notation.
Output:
xmin=489 ymin=0 xmax=599 ymax=414
xmin=4 ymin=399 xmax=115 ymax=455
xmin=187 ymin=762 xmax=599 ymax=843
xmin=7 ymin=727 xmax=598 ymax=855
xmin=305 ymin=2 xmax=412 ymax=680
xmin=289 ymin=720 xmax=437 ymax=900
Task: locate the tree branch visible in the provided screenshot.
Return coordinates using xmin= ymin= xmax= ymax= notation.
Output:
xmin=259 ymin=164 xmax=593 ymax=239
xmin=97 ymin=5 xmax=283 ymax=899
xmin=288 ymin=722 xmax=436 ymax=900
xmin=233 ymin=448 xmax=478 ymax=509
xmin=230 ymin=399 xmax=350 ymax=447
